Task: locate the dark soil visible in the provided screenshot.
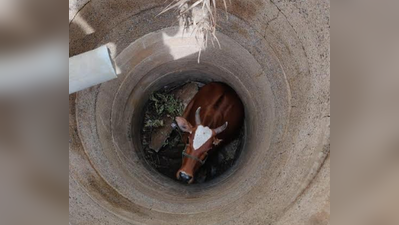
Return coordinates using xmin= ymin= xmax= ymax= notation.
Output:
xmin=140 ymin=83 xmax=245 ymax=184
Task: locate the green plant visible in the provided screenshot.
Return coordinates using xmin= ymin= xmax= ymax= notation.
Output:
xmin=144 ymin=92 xmax=184 ymax=130
xmin=150 ymin=93 xmax=184 ymax=117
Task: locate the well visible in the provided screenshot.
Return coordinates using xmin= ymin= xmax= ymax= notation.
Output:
xmin=69 ymin=1 xmax=330 ymax=224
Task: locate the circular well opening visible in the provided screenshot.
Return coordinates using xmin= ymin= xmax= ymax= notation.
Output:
xmin=78 ymin=27 xmax=277 ymax=215
xmin=110 ymin=27 xmax=276 ymax=195
xmin=138 ymin=78 xmax=246 ymax=184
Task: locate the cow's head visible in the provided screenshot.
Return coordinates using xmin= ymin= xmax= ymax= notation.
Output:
xmin=175 ymin=107 xmax=228 ymax=184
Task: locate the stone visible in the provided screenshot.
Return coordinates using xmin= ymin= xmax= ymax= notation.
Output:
xmin=218 ymin=152 xmax=225 ymax=163
xmin=173 ymin=82 xmax=199 ymax=108
xmin=148 ymin=117 xmax=174 ymax=152
xmin=222 ymin=138 xmax=240 ymax=161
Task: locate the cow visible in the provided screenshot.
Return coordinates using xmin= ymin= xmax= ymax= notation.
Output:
xmin=174 ymin=82 xmax=244 ymax=184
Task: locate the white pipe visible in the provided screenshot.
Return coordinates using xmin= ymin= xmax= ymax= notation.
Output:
xmin=69 ymin=45 xmax=117 ymax=94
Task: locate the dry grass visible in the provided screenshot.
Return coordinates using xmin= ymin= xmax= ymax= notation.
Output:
xmin=159 ymin=0 xmax=230 ymax=62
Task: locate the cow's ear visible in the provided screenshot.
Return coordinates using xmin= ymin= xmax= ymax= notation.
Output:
xmin=175 ymin=117 xmax=194 ymax=133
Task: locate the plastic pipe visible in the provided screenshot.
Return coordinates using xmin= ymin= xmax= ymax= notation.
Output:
xmin=69 ymin=45 xmax=117 ymax=94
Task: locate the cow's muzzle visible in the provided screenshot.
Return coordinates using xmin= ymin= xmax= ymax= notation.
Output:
xmin=178 ymin=172 xmax=193 ymax=184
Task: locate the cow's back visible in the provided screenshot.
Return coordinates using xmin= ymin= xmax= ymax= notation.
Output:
xmin=183 ymin=82 xmax=244 ymax=141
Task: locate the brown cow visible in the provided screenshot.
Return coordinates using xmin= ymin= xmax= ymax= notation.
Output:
xmin=175 ymin=82 xmax=244 ymax=184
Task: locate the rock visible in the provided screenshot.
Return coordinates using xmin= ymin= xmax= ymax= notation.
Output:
xmin=173 ymin=83 xmax=199 ymax=108
xmin=149 ymin=117 xmax=174 ymax=152
xmin=196 ymin=168 xmax=207 ymax=183
xmin=218 ymin=152 xmax=225 ymax=163
xmin=222 ymin=139 xmax=240 ymax=161
xmin=149 ymin=83 xmax=199 ymax=152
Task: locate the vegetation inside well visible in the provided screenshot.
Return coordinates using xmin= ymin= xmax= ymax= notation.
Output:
xmin=140 ymin=82 xmax=245 ymax=184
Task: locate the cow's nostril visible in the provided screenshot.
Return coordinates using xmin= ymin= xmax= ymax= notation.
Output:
xmin=179 ymin=172 xmax=192 ymax=183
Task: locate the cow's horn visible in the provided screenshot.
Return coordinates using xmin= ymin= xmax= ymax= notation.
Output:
xmin=195 ymin=107 xmax=202 ymax=125
xmin=214 ymin=122 xmax=228 ymax=134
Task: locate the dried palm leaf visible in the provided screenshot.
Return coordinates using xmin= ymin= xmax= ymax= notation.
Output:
xmin=159 ymin=0 xmax=229 ymax=63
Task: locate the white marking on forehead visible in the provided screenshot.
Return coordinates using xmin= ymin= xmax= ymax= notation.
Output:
xmin=193 ymin=125 xmax=212 ymax=150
